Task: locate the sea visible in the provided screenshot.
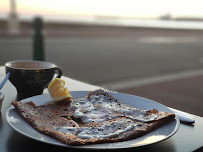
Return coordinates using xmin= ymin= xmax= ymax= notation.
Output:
xmin=38 ymin=15 xmax=203 ymax=30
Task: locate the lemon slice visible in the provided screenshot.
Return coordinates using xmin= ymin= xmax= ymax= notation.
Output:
xmin=47 ymin=78 xmax=72 ymax=102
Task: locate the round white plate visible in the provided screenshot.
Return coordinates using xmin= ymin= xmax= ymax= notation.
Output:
xmin=6 ymin=91 xmax=180 ymax=149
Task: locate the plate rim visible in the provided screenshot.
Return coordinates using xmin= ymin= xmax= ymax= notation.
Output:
xmin=6 ymin=91 xmax=180 ymax=150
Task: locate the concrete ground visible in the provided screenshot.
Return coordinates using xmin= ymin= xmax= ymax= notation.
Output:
xmin=117 ymin=73 xmax=203 ymax=117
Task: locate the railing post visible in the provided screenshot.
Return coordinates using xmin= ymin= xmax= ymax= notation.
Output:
xmin=33 ymin=17 xmax=45 ymax=61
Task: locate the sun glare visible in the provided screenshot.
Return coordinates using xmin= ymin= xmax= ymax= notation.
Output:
xmin=1 ymin=0 xmax=203 ymax=19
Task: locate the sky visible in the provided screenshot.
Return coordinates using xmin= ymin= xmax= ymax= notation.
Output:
xmin=1 ymin=0 xmax=203 ymax=21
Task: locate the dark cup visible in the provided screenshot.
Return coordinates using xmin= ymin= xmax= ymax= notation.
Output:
xmin=5 ymin=60 xmax=62 ymax=100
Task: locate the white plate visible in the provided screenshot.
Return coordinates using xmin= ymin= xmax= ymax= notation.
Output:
xmin=6 ymin=91 xmax=180 ymax=149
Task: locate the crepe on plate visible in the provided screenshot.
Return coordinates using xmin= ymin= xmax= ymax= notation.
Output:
xmin=12 ymin=89 xmax=175 ymax=145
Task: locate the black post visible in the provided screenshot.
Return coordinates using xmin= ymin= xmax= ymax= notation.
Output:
xmin=33 ymin=17 xmax=45 ymax=61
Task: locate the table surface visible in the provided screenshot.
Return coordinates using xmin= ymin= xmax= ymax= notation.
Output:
xmin=0 ymin=66 xmax=203 ymax=152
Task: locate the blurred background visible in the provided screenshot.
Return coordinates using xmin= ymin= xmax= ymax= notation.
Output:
xmin=1 ymin=0 xmax=203 ymax=116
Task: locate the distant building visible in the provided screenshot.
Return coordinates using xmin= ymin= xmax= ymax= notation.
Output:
xmin=160 ymin=13 xmax=172 ymax=20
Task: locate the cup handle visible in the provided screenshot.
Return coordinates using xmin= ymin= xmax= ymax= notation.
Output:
xmin=55 ymin=67 xmax=62 ymax=78
xmin=45 ymin=67 xmax=62 ymax=88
